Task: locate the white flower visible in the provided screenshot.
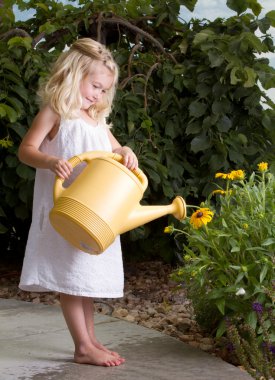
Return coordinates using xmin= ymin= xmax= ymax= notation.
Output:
xmin=236 ymin=288 xmax=246 ymax=296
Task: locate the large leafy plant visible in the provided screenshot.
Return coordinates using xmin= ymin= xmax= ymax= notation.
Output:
xmin=0 ymin=0 xmax=275 ymax=260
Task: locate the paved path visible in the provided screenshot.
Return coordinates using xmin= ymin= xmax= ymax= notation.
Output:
xmin=0 ymin=299 xmax=252 ymax=380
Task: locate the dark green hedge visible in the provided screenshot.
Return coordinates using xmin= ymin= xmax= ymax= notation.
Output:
xmin=0 ymin=0 xmax=274 ymax=261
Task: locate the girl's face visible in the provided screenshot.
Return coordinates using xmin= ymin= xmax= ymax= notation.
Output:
xmin=80 ymin=61 xmax=114 ymax=111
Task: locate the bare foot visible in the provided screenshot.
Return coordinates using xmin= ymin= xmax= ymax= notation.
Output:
xmin=74 ymin=343 xmax=125 ymax=366
xmin=90 ymin=336 xmax=123 ymax=360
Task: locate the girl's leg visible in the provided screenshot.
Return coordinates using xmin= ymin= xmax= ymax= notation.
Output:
xmin=59 ymin=293 xmax=123 ymax=366
xmin=82 ymin=297 xmax=123 ymax=360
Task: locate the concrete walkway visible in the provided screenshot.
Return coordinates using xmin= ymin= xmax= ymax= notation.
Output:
xmin=0 ymin=299 xmax=252 ymax=380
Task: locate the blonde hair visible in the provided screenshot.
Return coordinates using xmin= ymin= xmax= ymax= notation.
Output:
xmin=39 ymin=38 xmax=119 ymax=123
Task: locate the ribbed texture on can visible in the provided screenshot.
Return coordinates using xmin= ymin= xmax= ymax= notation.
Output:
xmin=70 ymin=156 xmax=82 ymax=167
xmin=50 ymin=197 xmax=114 ymax=253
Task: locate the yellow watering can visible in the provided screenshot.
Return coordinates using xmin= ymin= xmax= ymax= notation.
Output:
xmin=49 ymin=151 xmax=186 ymax=255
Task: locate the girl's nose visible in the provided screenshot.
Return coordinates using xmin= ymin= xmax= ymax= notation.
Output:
xmin=93 ymin=89 xmax=102 ymax=101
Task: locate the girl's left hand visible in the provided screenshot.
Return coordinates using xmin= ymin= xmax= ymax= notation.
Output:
xmin=115 ymin=146 xmax=138 ymax=170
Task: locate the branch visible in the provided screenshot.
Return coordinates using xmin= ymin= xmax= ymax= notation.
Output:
xmin=119 ymin=73 xmax=146 ymax=90
xmin=32 ymin=32 xmax=46 ymax=48
xmin=144 ymin=62 xmax=161 ymax=109
xmin=0 ymin=28 xmax=31 ymax=40
xmin=101 ymin=15 xmax=177 ymax=63
xmin=128 ymin=42 xmax=142 ymax=78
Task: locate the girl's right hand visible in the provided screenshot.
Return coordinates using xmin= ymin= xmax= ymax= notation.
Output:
xmin=49 ymin=157 xmax=73 ymax=179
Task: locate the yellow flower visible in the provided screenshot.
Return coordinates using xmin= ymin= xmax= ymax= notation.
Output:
xmin=215 ymin=170 xmax=245 ymax=181
xmin=212 ymin=189 xmax=232 ymax=196
xmin=212 ymin=189 xmax=226 ymax=196
xmin=164 ymin=226 xmax=174 ymax=234
xmin=215 ymin=172 xmax=229 ymax=180
xmin=257 ymin=162 xmax=268 ymax=172
xmin=190 ymin=208 xmax=214 ymax=229
xmin=243 ymin=223 xmax=248 ymax=229
xmin=228 ymin=170 xmax=245 ymax=180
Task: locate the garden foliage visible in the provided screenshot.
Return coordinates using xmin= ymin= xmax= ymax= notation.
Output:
xmin=0 ymin=0 xmax=275 ymax=258
xmin=170 ymin=164 xmax=274 ymax=347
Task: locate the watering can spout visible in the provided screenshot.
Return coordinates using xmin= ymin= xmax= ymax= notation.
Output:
xmin=120 ymin=196 xmax=187 ymax=234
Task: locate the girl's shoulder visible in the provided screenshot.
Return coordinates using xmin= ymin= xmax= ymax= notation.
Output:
xmin=31 ymin=105 xmax=61 ymax=141
xmin=38 ymin=105 xmax=60 ymax=125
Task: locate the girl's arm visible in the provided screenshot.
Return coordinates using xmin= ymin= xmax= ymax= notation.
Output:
xmin=107 ymin=129 xmax=138 ymax=170
xmin=18 ymin=105 xmax=73 ymax=179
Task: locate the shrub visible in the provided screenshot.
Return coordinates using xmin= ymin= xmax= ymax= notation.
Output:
xmin=169 ymin=162 xmax=274 ymax=342
xmin=1 ymin=0 xmax=275 ymax=261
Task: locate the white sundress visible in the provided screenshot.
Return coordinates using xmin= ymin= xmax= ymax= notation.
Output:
xmin=19 ymin=118 xmax=124 ymax=298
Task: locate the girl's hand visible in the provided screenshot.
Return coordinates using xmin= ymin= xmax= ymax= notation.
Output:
xmin=114 ymin=146 xmax=138 ymax=170
xmin=49 ymin=157 xmax=73 ymax=179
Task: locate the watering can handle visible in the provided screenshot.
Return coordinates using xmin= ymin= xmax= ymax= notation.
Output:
xmin=53 ymin=150 xmax=148 ymax=202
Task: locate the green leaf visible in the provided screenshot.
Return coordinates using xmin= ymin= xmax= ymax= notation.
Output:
xmin=216 ymin=116 xmax=232 ymax=133
xmin=259 ymin=265 xmax=268 ymax=283
xmin=247 ymin=0 xmax=262 ymax=16
xmin=230 ymin=66 xmax=242 ymax=85
xmin=215 ymin=298 xmax=225 ymax=315
xmin=0 ymin=103 xmax=18 ymax=122
xmin=243 ymin=67 xmax=257 ymax=88
xmin=8 ymin=37 xmax=32 ymax=50
xmin=0 ymin=58 xmax=21 ymax=76
xmin=178 ymin=39 xmax=188 ymax=55
xmin=196 ymin=83 xmax=211 ymax=98
xmin=9 ymin=85 xmax=29 ymax=101
xmin=216 ymin=319 xmax=227 ymax=338
xmin=212 ymin=99 xmax=231 ymax=115
xmin=229 ymin=149 xmax=244 ymax=164
xmin=15 ymin=204 xmax=29 ymax=220
xmin=189 ymin=101 xmax=207 ymax=118
xmin=190 ymin=134 xmax=211 ymax=153
xmin=193 ymin=29 xmax=215 ymax=45
xmin=0 ymin=223 xmax=8 ymax=234
xmin=208 ymin=288 xmax=224 ymax=299
xmin=165 ymin=120 xmax=177 ymax=138
xmin=262 ymin=238 xmax=275 ymax=246
xmin=162 ymin=69 xmax=174 ymax=85
xmin=16 ymin=164 xmax=35 ymax=180
xmin=235 ymin=272 xmax=245 ymax=284
xmin=39 ymin=21 xmax=59 ymax=34
xmin=0 ymin=206 xmax=7 ymax=217
xmin=5 ymin=155 xmax=18 ymax=168
xmin=209 ymin=153 xmax=226 ymax=171
xmin=266 ymin=10 xmax=275 ymax=27
xmin=9 ymin=123 xmax=27 ymax=139
xmin=155 ymin=12 xmax=168 ymax=26
xmin=226 ymin=0 xmax=247 ymax=14
xmin=36 ymin=2 xmax=49 ymax=12
xmin=179 ymin=0 xmax=197 ymax=12
xmin=241 ymin=32 xmax=265 ymax=53
xmin=208 ymin=50 xmax=224 ymax=68
xmin=143 ymin=168 xmax=161 ymax=184
xmin=246 ymin=311 xmax=257 ymax=329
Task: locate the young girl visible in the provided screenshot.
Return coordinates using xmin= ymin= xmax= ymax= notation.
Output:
xmin=18 ymin=38 xmax=138 ymax=367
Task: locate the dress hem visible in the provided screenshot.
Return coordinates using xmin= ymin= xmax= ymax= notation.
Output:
xmin=19 ymin=282 xmax=123 ymax=298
